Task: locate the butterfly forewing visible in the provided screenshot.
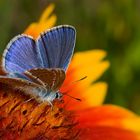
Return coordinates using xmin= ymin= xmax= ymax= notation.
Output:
xmin=24 ymin=68 xmax=65 ymax=92
xmin=2 ymin=25 xmax=76 ymax=75
xmin=2 ymin=35 xmax=43 ymax=73
xmin=37 ymin=25 xmax=76 ymax=71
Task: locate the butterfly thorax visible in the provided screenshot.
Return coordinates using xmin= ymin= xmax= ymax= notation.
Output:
xmin=38 ymin=88 xmax=62 ymax=103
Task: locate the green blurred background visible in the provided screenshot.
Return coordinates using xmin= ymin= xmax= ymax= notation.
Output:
xmin=0 ymin=0 xmax=140 ymax=114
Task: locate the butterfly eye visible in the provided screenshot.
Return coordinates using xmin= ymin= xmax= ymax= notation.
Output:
xmin=55 ymin=92 xmax=62 ymax=99
xmin=55 ymin=93 xmax=59 ymax=98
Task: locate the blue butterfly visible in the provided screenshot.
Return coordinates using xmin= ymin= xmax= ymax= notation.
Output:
xmin=0 ymin=25 xmax=76 ymax=106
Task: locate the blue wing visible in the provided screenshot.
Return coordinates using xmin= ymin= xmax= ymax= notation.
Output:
xmin=2 ymin=35 xmax=43 ymax=73
xmin=37 ymin=25 xmax=76 ymax=71
xmin=2 ymin=25 xmax=76 ymax=74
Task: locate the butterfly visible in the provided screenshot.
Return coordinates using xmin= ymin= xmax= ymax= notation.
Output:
xmin=0 ymin=25 xmax=76 ymax=106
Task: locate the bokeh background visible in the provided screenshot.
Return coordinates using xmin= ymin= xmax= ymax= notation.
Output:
xmin=0 ymin=0 xmax=140 ymax=114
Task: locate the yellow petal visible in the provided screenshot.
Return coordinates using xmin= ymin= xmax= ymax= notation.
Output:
xmin=40 ymin=14 xmax=56 ymax=29
xmin=72 ymin=49 xmax=108 ymax=67
xmin=71 ymin=59 xmax=110 ymax=87
xmin=70 ymin=50 xmax=110 ymax=86
xmin=39 ymin=4 xmax=55 ymax=23
xmin=123 ymin=118 xmax=140 ymax=133
xmin=24 ymin=4 xmax=56 ymax=38
xmin=83 ymin=82 xmax=108 ymax=106
xmin=74 ymin=60 xmax=110 ymax=87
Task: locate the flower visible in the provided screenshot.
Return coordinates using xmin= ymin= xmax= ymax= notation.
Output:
xmin=0 ymin=3 xmax=140 ymax=140
xmin=60 ymin=50 xmax=140 ymax=140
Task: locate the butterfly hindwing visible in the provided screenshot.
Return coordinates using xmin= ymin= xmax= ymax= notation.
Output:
xmin=0 ymin=76 xmax=43 ymax=99
xmin=37 ymin=25 xmax=76 ymax=71
xmin=24 ymin=68 xmax=65 ymax=92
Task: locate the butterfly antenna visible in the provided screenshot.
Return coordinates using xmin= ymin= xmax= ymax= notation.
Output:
xmin=72 ymin=76 xmax=87 ymax=83
xmin=60 ymin=76 xmax=87 ymax=102
xmin=21 ymin=97 xmax=34 ymax=105
xmin=61 ymin=91 xmax=82 ymax=102
xmin=64 ymin=76 xmax=87 ymax=88
xmin=65 ymin=94 xmax=82 ymax=101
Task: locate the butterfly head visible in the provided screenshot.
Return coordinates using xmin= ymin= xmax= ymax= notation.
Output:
xmin=55 ymin=92 xmax=63 ymax=99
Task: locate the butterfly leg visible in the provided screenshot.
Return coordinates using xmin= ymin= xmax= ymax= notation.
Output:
xmin=22 ymin=97 xmax=35 ymax=105
xmin=47 ymin=100 xmax=54 ymax=110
